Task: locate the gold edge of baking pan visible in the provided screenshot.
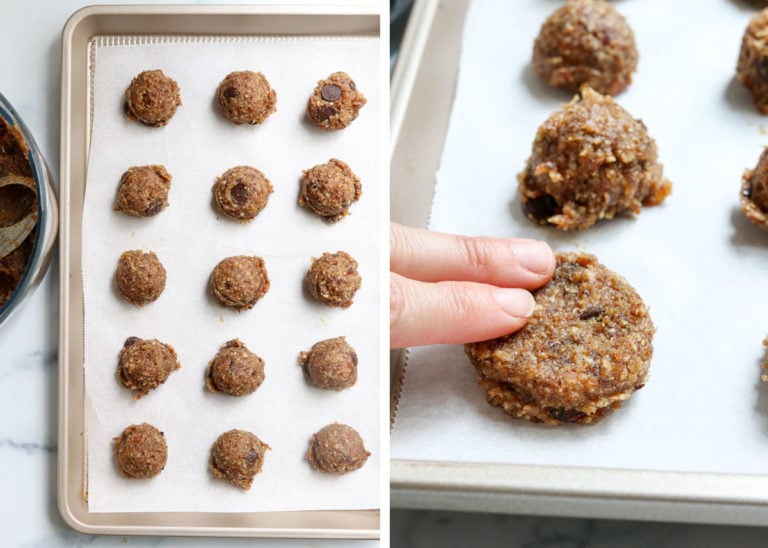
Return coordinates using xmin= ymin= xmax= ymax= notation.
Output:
xmin=389 ymin=0 xmax=768 ymax=526
xmin=59 ymin=3 xmax=381 ymax=538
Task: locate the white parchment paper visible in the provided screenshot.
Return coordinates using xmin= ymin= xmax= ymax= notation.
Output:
xmin=391 ymin=0 xmax=768 ymax=475
xmin=83 ymin=36 xmax=379 ymax=512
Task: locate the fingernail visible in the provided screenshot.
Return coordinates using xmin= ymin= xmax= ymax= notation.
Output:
xmin=493 ymin=288 xmax=535 ymax=318
xmin=512 ymin=241 xmax=553 ymax=275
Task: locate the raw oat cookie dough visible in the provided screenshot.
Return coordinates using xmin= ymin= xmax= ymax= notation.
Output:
xmin=306 ymin=71 xmax=367 ymax=131
xmin=739 ymin=9 xmax=768 ymax=114
xmin=518 ymin=87 xmax=671 ymax=230
xmin=533 ymin=0 xmax=637 ymax=95
xmin=306 ymin=251 xmax=361 ymax=308
xmin=114 ymin=423 xmax=168 ymax=479
xmin=117 ymin=336 xmax=180 ymax=399
xmin=306 ymin=423 xmax=370 ymax=475
xmin=124 ymin=70 xmax=181 ymax=127
xmin=741 ymin=148 xmax=768 ymax=230
xmin=212 ymin=166 xmax=273 ymax=222
xmin=114 ymin=250 xmax=167 ymax=305
xmin=299 ymin=336 xmax=358 ymax=391
xmin=216 ymin=71 xmax=277 ymax=125
xmin=210 ymin=429 xmax=270 ymax=489
xmin=210 ymin=255 xmax=270 ymax=310
xmin=115 ymin=165 xmax=171 ymax=217
xmin=465 ymin=252 xmax=655 ymax=425
xmin=206 ymin=339 xmax=265 ymax=396
xmin=299 ymin=158 xmax=361 ymax=222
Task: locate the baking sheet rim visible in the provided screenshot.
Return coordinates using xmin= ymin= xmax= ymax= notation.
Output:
xmin=58 ymin=4 xmax=381 ymax=537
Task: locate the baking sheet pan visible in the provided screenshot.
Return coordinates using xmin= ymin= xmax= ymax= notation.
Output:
xmin=59 ymin=4 xmax=382 ymax=537
xmin=390 ymin=0 xmax=768 ymax=526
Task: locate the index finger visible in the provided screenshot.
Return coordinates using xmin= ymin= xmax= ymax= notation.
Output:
xmin=390 ymin=222 xmax=555 ymax=290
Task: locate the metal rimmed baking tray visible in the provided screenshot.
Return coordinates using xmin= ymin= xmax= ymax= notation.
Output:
xmin=59 ymin=4 xmax=380 ymax=537
xmin=390 ymin=0 xmax=768 ymax=526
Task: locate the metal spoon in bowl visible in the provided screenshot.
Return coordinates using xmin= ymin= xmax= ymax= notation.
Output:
xmin=0 ymin=175 xmax=37 ymax=259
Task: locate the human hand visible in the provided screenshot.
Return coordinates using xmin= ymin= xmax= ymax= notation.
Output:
xmin=390 ymin=223 xmax=555 ymax=348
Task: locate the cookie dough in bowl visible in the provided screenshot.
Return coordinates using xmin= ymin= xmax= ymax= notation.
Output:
xmin=465 ymin=252 xmax=655 ymax=425
xmin=210 ymin=255 xmax=270 ymax=311
xmin=210 ymin=429 xmax=270 ymax=489
xmin=212 ymin=166 xmax=273 ymax=222
xmin=216 ymin=70 xmax=277 ymax=125
xmin=306 ymin=71 xmax=367 ymax=131
xmin=124 ymin=69 xmax=181 ymax=127
xmin=114 ymin=423 xmax=168 ymax=479
xmin=518 ymin=87 xmax=671 ymax=230
xmin=533 ymin=0 xmax=638 ymax=95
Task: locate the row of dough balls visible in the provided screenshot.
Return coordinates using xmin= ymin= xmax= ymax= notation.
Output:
xmin=115 ymin=159 xmax=361 ymax=224
xmin=115 ymin=250 xmax=362 ymax=310
xmin=114 ymin=423 xmax=370 ymax=489
xmin=124 ymin=69 xmax=366 ymax=131
xmin=118 ymin=335 xmax=358 ymax=400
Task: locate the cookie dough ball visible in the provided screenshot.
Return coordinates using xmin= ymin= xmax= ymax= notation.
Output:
xmin=217 ymin=71 xmax=277 ymax=125
xmin=738 ymin=9 xmax=768 ymax=114
xmin=124 ymin=70 xmax=181 ymax=127
xmin=465 ymin=252 xmax=654 ymax=425
xmin=299 ymin=336 xmax=357 ymax=390
xmin=206 ymin=339 xmax=265 ymax=396
xmin=306 ymin=71 xmax=367 ymax=131
xmin=518 ymin=87 xmax=671 ymax=231
xmin=115 ymin=165 xmax=171 ymax=217
xmin=210 ymin=255 xmax=270 ymax=310
xmin=533 ymin=0 xmax=638 ymax=95
xmin=306 ymin=423 xmax=370 ymax=475
xmin=210 ymin=429 xmax=270 ymax=489
xmin=299 ymin=159 xmax=361 ymax=222
xmin=740 ymin=148 xmax=768 ymax=230
xmin=306 ymin=251 xmax=361 ymax=308
xmin=117 ymin=336 xmax=180 ymax=399
xmin=114 ymin=423 xmax=168 ymax=479
xmin=212 ymin=166 xmax=273 ymax=222
xmin=746 ymin=1 xmax=768 ymax=9
xmin=115 ymin=250 xmax=167 ymax=305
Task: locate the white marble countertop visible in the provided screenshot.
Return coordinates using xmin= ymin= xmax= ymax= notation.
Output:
xmin=0 ymin=1 xmax=379 ymax=546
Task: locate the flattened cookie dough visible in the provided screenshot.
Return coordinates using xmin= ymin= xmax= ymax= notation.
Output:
xmin=465 ymin=252 xmax=654 ymax=425
xmin=306 ymin=423 xmax=370 ymax=475
xmin=115 ymin=250 xmax=166 ymax=305
xmin=213 ymin=166 xmax=273 ymax=222
xmin=117 ymin=336 xmax=180 ymax=399
xmin=306 ymin=71 xmax=366 ymax=131
xmin=299 ymin=159 xmax=361 ymax=222
xmin=210 ymin=429 xmax=270 ymax=489
xmin=741 ymin=148 xmax=768 ymax=230
xmin=206 ymin=339 xmax=265 ymax=396
xmin=115 ymin=165 xmax=171 ymax=217
xmin=217 ymin=71 xmax=276 ymax=125
xmin=124 ymin=70 xmax=181 ymax=127
xmin=210 ymin=255 xmax=270 ymax=310
xmin=518 ymin=87 xmax=671 ymax=230
xmin=299 ymin=336 xmax=357 ymax=390
xmin=306 ymin=251 xmax=361 ymax=308
xmin=533 ymin=0 xmax=637 ymax=95
xmin=114 ymin=423 xmax=168 ymax=479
